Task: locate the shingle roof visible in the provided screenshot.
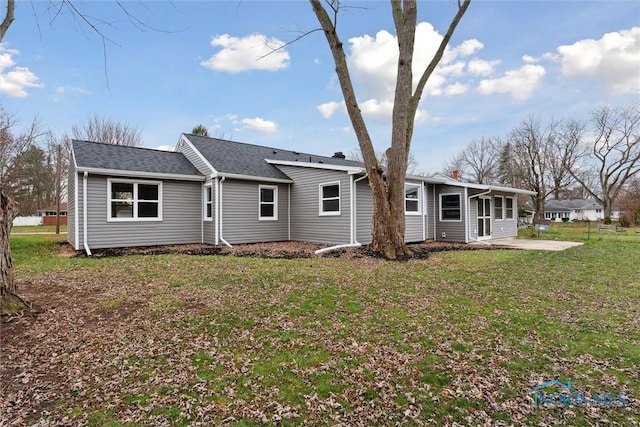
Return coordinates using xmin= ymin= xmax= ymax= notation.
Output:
xmin=184 ymin=134 xmax=364 ymax=180
xmin=72 ymin=140 xmax=201 ymax=177
xmin=545 ymin=199 xmax=602 ymax=211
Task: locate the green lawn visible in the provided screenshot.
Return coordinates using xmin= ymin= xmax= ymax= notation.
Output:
xmin=12 ymin=224 xmax=68 ymax=234
xmin=3 ymin=234 xmax=638 ymax=426
xmin=519 ymin=221 xmax=640 ymax=243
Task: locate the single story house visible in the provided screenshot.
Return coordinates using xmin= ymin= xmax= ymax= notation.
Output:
xmin=67 ymin=134 xmax=535 ymax=255
xmin=543 ymin=199 xmax=620 ymax=222
xmin=38 ymin=203 xmax=68 ymax=226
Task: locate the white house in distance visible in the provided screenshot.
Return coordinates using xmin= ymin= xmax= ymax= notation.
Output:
xmin=543 ymin=199 xmax=620 ymax=222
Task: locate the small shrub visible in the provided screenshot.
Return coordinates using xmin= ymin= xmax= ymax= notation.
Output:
xmin=619 ymin=210 xmax=640 ymax=228
xmin=561 ymin=217 xmax=570 ymax=223
xmin=604 ymin=216 xmax=612 ymax=225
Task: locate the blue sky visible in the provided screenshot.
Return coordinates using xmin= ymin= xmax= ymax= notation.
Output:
xmin=1 ymin=0 xmax=639 ymax=172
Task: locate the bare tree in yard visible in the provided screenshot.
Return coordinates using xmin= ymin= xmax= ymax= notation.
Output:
xmin=565 ymin=103 xmax=640 ymax=219
xmin=72 ymin=115 xmax=142 ymax=146
xmin=617 ymin=177 xmax=640 ymax=227
xmin=443 ymin=137 xmax=501 ymax=184
xmin=507 ymin=116 xmax=561 ymax=219
xmin=310 ymin=0 xmax=471 ymax=259
xmin=0 ymin=107 xmax=17 ymax=298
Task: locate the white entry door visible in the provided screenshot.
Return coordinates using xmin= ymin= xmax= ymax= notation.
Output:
xmin=477 ymin=198 xmax=492 ymax=240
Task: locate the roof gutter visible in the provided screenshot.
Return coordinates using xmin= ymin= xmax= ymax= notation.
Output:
xmin=75 ymin=167 xmax=205 ymax=182
xmin=211 ymin=171 xmax=293 ymax=184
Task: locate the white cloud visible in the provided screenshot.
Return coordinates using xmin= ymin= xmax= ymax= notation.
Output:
xmin=359 ymin=99 xmax=394 ymax=120
xmin=154 ymin=145 xmax=174 ymax=152
xmin=0 ymin=44 xmax=42 ymax=98
xmin=443 ymin=82 xmax=468 ymax=96
xmin=478 ymin=64 xmax=546 ymax=100
xmin=556 ymin=27 xmax=640 ymax=94
xmin=51 ymin=85 xmax=92 ymax=103
xmin=241 ymin=117 xmax=278 ymax=134
xmin=317 ymin=101 xmax=343 ymax=118
xmin=347 ymin=22 xmax=485 ymax=102
xmin=467 ymin=58 xmax=500 ymax=76
xmin=448 ymin=39 xmax=484 ymax=58
xmin=201 ymin=33 xmax=290 ymax=73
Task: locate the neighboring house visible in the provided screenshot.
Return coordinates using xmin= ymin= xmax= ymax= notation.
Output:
xmin=544 ymin=199 xmax=620 ymax=222
xmin=67 ymin=135 xmax=535 ymax=254
xmin=38 ymin=203 xmax=68 ymax=226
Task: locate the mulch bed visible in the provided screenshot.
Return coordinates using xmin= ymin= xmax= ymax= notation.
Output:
xmin=80 ymin=240 xmax=506 ymax=260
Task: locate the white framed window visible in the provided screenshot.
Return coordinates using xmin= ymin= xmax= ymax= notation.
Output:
xmin=319 ymin=181 xmax=341 ymax=216
xmin=505 ymin=197 xmax=514 ymax=220
xmin=440 ymin=193 xmax=461 ymax=222
xmin=405 ymin=183 xmax=421 ymax=215
xmin=108 ymin=179 xmax=162 ymax=221
xmin=494 ymin=196 xmax=504 ymax=220
xmin=204 ymin=184 xmax=213 ymax=221
xmin=259 ymin=185 xmax=278 ymax=220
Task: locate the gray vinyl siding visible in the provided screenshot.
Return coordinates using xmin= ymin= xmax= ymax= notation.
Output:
xmin=435 ymin=184 xmax=466 ymax=243
xmin=176 ymin=138 xmax=213 ymax=176
xmin=492 ymin=192 xmax=518 ymax=239
xmin=219 ymin=179 xmax=289 ymax=244
xmin=77 ymin=175 xmax=202 ymax=249
xmin=277 ymin=166 xmax=351 ymax=245
xmin=67 ymin=165 xmax=76 ymax=249
xmin=426 ymin=184 xmax=436 ymax=240
xmin=356 ymin=180 xmax=373 ymax=245
xmin=203 ymin=181 xmax=216 ymax=244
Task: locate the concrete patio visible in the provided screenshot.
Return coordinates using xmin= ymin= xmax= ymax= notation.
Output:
xmin=472 ymin=238 xmax=583 ymax=251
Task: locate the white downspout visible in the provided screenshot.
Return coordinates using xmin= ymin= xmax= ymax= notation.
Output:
xmin=316 ymin=174 xmax=368 ymax=255
xmin=422 ymin=182 xmax=426 ymax=241
xmin=201 ymin=182 xmax=204 ymax=244
xmin=74 ymin=171 xmax=79 ymax=249
xmin=350 ymin=174 xmax=355 ymax=244
xmin=218 ymin=176 xmax=232 ymax=247
xmin=82 ymin=172 xmax=92 ymax=256
xmin=433 ymin=184 xmax=437 ymax=241
xmin=468 ymin=189 xmax=492 ymax=245
xmin=288 ymin=184 xmax=291 ymax=241
xmin=464 ymin=187 xmax=469 ymax=243
xmin=214 ymin=177 xmax=219 ymax=245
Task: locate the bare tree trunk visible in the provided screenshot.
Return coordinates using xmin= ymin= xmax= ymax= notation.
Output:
xmin=310 ymin=0 xmax=470 ymax=259
xmin=0 ymin=0 xmax=15 ymax=42
xmin=0 ymin=190 xmax=18 ymax=296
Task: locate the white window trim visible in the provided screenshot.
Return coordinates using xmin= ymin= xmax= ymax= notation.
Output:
xmin=319 ymin=181 xmax=341 ymax=216
xmin=440 ymin=193 xmax=462 ymax=222
xmin=494 ymin=195 xmax=504 ymax=221
xmin=203 ymin=184 xmax=213 ymax=221
xmin=259 ymin=184 xmax=278 ymax=221
xmin=405 ymin=183 xmax=422 ymax=216
xmin=505 ymin=196 xmax=515 ymax=220
xmin=107 ymin=178 xmax=162 ymax=222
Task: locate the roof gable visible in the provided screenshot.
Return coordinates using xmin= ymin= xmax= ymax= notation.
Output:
xmin=72 ymin=140 xmax=201 ymax=178
xmin=183 ymin=134 xmax=364 ymax=180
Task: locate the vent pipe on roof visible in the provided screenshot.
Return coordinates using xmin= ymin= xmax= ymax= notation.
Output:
xmin=332 ymin=151 xmax=346 ymax=159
